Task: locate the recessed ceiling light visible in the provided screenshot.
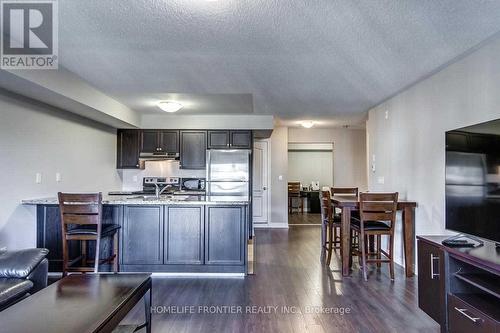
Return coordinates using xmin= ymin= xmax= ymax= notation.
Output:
xmin=157 ymin=101 xmax=183 ymax=113
xmin=300 ymin=120 xmax=315 ymax=128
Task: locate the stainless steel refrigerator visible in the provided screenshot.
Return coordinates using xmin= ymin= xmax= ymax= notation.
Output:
xmin=206 ymin=149 xmax=251 ymax=198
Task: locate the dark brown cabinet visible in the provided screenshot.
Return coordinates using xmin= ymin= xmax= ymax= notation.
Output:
xmin=230 ymin=130 xmax=252 ymax=148
xmin=117 ymin=129 xmax=141 ymax=169
xmin=141 ymin=130 xmax=179 ymax=153
xmin=180 ymin=131 xmax=207 ymax=169
xmin=417 ymin=239 xmax=445 ymax=326
xmin=208 ymin=131 xmax=230 ymax=149
xmin=164 ymin=206 xmax=204 ymax=265
xmin=205 ymin=206 xmax=246 ymax=265
xmin=122 ymin=205 xmax=164 ymax=265
xmin=207 ymin=130 xmax=252 ymax=149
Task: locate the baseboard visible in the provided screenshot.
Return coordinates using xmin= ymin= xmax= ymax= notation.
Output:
xmin=152 ymin=272 xmax=245 ymax=278
xmin=254 ymin=223 xmax=289 ymax=229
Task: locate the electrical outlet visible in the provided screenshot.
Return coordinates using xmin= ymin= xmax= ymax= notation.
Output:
xmin=133 ymin=176 xmax=138 ymax=182
xmin=35 ymin=173 xmax=42 ymax=184
xmin=278 ymin=175 xmax=283 ymax=181
xmin=385 ymin=110 xmax=389 ymax=119
xmin=56 ymin=172 xmax=62 ymax=182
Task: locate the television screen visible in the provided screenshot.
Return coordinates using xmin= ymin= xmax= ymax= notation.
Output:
xmin=445 ymin=119 xmax=500 ymax=243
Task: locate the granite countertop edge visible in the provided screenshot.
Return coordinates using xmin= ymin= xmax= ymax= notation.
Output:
xmin=21 ymin=197 xmax=249 ymax=206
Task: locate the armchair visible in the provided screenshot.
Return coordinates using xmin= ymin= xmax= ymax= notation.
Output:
xmin=0 ymin=248 xmax=49 ymax=311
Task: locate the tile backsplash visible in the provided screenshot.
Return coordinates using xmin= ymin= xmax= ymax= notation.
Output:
xmin=120 ymin=160 xmax=205 ymax=191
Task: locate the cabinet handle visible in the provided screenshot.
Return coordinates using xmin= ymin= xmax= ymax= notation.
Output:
xmin=136 ymin=164 xmax=139 ymax=168
xmin=430 ymin=254 xmax=439 ymax=279
xmin=454 ymin=307 xmax=482 ymax=323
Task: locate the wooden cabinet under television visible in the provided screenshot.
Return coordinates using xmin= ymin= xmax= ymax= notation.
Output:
xmin=417 ymin=236 xmax=500 ymax=333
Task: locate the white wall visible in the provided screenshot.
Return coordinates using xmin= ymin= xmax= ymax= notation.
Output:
xmin=288 ymin=150 xmax=333 ymax=188
xmin=366 ymin=35 xmax=500 ymax=267
xmin=269 ymin=127 xmax=288 ymax=226
xmin=0 ymin=90 xmax=122 ymax=250
xmin=288 ymin=128 xmax=367 ymax=189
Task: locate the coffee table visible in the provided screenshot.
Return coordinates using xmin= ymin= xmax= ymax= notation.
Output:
xmin=0 ymin=273 xmax=152 ymax=333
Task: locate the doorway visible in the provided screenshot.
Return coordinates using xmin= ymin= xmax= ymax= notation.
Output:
xmin=288 ymin=142 xmax=334 ymax=225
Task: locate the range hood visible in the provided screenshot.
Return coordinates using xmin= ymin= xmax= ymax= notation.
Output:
xmin=139 ymin=152 xmax=179 ymax=161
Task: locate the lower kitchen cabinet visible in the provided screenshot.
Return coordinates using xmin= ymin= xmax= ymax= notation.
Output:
xmin=35 ymin=203 xmax=248 ymax=273
xmin=164 ymin=206 xmax=204 ymax=264
xmin=122 ymin=205 xmax=164 ymax=265
xmin=205 ymin=206 xmax=246 ymax=265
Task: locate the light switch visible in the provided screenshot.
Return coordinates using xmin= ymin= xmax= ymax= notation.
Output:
xmin=385 ymin=110 xmax=389 ymax=119
xmin=35 ymin=173 xmax=42 ymax=184
xmin=278 ymin=175 xmax=283 ymax=181
xmin=377 ymin=176 xmax=385 ymax=184
xmin=56 ymin=173 xmax=62 ymax=182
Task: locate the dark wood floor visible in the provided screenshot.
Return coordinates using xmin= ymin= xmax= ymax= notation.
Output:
xmin=288 ymin=213 xmax=322 ymax=225
xmin=122 ymin=227 xmax=439 ymax=333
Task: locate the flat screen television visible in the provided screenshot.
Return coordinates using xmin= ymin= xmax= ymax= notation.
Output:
xmin=445 ymin=118 xmax=500 ymax=243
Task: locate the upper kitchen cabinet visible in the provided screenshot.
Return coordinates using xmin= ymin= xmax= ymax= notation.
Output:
xmin=180 ymin=131 xmax=207 ymax=169
xmin=117 ymin=129 xmax=141 ymax=169
xmin=208 ymin=131 xmax=230 ymax=149
xmin=207 ymin=130 xmax=252 ymax=149
xmin=230 ymin=131 xmax=252 ymax=148
xmin=141 ymin=130 xmax=179 ymax=153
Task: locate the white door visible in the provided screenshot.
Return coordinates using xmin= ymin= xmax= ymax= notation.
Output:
xmin=253 ymin=140 xmax=269 ymax=224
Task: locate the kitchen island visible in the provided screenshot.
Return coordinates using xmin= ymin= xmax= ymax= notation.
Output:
xmin=23 ymin=195 xmax=249 ymax=275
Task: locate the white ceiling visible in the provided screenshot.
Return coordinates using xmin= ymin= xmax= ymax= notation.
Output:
xmin=57 ymin=0 xmax=500 ymax=127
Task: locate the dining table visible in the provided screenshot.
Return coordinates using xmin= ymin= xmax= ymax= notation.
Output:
xmin=331 ymin=195 xmax=418 ymax=277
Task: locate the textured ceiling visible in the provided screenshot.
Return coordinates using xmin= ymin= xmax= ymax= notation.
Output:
xmin=57 ymin=0 xmax=500 ymax=126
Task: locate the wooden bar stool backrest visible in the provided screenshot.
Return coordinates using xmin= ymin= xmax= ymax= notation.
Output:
xmin=358 ymin=192 xmax=398 ymax=227
xmin=58 ymin=192 xmax=103 ymax=274
xmin=320 ymin=190 xmax=332 ymax=222
xmin=288 ymin=182 xmax=301 ymax=197
xmin=330 ymin=187 xmax=358 ymax=197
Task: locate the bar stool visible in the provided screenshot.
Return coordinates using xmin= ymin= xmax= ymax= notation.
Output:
xmin=320 ymin=190 xmax=341 ymax=266
xmin=288 ymin=182 xmax=304 ymax=214
xmin=350 ymin=192 xmax=398 ymax=281
xmin=330 ymin=187 xmax=359 ymax=252
xmin=58 ymin=192 xmax=120 ymax=277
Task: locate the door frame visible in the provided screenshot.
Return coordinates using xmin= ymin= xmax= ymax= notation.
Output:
xmin=253 ymin=138 xmax=271 ymax=227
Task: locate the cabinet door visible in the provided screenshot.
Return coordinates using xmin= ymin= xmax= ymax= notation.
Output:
xmin=160 ymin=131 xmax=179 ymax=153
xmin=205 ymin=206 xmax=245 ymax=265
xmin=141 ymin=130 xmax=160 ymax=153
xmin=164 ymin=206 xmax=203 ymax=264
xmin=418 ymin=240 xmax=445 ymax=325
xmin=208 ymin=131 xmax=230 ymax=149
xmin=180 ymin=131 xmax=207 ymax=169
xmin=230 ymin=131 xmax=252 ymax=148
xmin=117 ymin=129 xmax=141 ymax=169
xmin=122 ymin=206 xmax=164 ymax=265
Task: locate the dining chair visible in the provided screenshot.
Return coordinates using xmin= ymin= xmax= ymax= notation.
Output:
xmin=330 ymin=187 xmax=359 ymax=251
xmin=350 ymin=192 xmax=398 ymax=281
xmin=58 ymin=192 xmax=121 ymax=277
xmin=320 ymin=190 xmax=341 ymax=266
xmin=288 ymin=182 xmax=304 ymax=214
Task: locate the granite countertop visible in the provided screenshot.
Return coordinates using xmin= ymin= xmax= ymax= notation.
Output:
xmin=21 ymin=194 xmax=249 ymax=206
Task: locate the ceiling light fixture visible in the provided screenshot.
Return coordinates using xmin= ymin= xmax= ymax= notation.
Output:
xmin=157 ymin=101 xmax=183 ymax=113
xmin=300 ymin=120 xmax=315 ymax=128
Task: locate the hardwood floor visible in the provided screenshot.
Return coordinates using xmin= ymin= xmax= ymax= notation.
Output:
xmin=288 ymin=213 xmax=322 ymax=225
xmin=121 ymin=227 xmax=439 ymax=333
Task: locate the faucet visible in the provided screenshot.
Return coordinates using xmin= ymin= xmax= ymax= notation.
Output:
xmin=154 ymin=184 xmax=172 ymax=198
